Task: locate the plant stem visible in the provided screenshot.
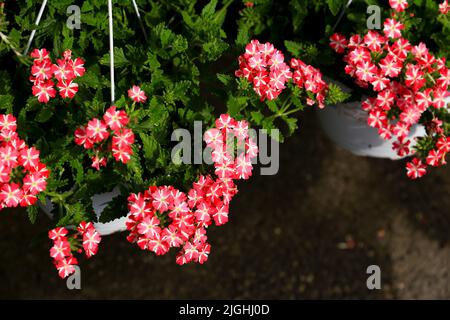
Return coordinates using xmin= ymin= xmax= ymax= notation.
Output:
xmin=276 ymin=106 xmax=303 ymax=118
xmin=0 ymin=31 xmax=23 ymax=58
xmin=426 ymin=73 xmax=436 ymax=85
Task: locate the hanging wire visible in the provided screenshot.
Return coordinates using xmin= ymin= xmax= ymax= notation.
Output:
xmin=23 ymin=0 xmax=48 ymax=55
xmin=131 ymin=0 xmax=148 ymax=41
xmin=23 ymin=0 xmax=147 ymax=103
xmin=332 ymin=0 xmax=353 ymax=33
xmin=108 ymin=0 xmax=115 ymax=103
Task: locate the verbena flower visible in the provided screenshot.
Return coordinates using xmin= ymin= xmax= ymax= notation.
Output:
xmin=29 ymin=49 xmax=84 ymax=104
xmin=330 ymin=1 xmax=450 ymax=179
xmin=48 ymin=222 xmax=101 ymax=278
xmin=0 ymin=114 xmax=48 ymax=209
xmin=125 ymin=114 xmax=258 ymax=265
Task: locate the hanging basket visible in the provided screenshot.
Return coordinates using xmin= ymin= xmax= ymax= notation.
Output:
xmin=317 ymin=101 xmax=428 ymax=159
xmin=39 ymin=187 xmax=128 ymax=236
xmin=317 ymin=80 xmax=449 ymax=159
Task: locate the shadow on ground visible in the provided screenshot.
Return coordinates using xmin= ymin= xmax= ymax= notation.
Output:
xmin=0 ymin=110 xmax=448 ymax=299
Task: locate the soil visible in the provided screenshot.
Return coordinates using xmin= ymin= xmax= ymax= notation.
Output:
xmin=0 ymin=110 xmax=449 ymax=299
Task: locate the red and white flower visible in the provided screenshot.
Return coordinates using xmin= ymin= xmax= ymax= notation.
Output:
xmin=82 ymin=227 xmax=101 ymax=258
xmin=30 ymin=48 xmax=84 ymax=103
xmin=383 ymin=18 xmax=404 ymax=39
xmin=439 ymin=0 xmax=449 ymax=14
xmin=56 ymin=256 xmax=78 ymax=279
xmin=103 ymin=106 xmax=129 ymax=132
xmin=128 ymin=85 xmax=147 ymax=103
xmin=406 ymin=158 xmax=427 ymax=179
xmin=389 ymin=0 xmax=408 ymax=12
xmin=57 ymin=80 xmax=78 ymax=99
xmin=86 ymin=118 xmax=110 ymax=143
xmin=329 ymin=33 xmax=348 ymax=54
xmin=50 ymin=240 xmax=71 ymax=260
xmin=32 ymin=80 xmax=57 ymax=103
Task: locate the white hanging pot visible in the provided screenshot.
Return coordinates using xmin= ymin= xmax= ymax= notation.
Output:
xmin=39 ymin=187 xmax=129 ymax=236
xmin=317 ymin=79 xmax=449 ymax=160
xmin=316 ymin=100 xmax=427 ymax=160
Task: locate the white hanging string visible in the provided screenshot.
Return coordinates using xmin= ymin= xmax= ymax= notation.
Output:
xmin=332 ymin=0 xmax=353 ymax=33
xmin=108 ymin=0 xmax=115 ymax=103
xmin=131 ymin=0 xmax=148 ymax=41
xmin=23 ymin=0 xmax=48 ymax=55
xmin=23 ymin=0 xmax=146 ymax=103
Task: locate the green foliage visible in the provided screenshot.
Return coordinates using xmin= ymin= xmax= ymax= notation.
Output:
xmin=0 ymin=0 xmax=446 ymax=228
xmin=0 ymin=0 xmax=235 ymax=226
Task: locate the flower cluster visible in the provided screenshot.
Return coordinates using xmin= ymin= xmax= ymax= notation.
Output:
xmin=236 ymin=40 xmax=329 ymax=107
xmin=126 ymin=114 xmax=258 ymax=265
xmin=204 ymin=114 xmax=258 ymax=180
xmin=330 ymin=1 xmax=450 ymax=179
xmin=236 ymin=40 xmax=292 ymax=101
xmin=0 ymin=114 xmax=49 ymax=209
xmin=74 ymin=105 xmax=135 ymax=169
xmin=48 ymin=222 xmax=101 ymax=278
xmin=30 ymin=48 xmax=85 ymax=103
xmin=290 ymin=58 xmax=328 ymax=109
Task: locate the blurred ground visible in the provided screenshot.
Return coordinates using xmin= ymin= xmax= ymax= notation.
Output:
xmin=0 ymin=110 xmax=449 ymax=299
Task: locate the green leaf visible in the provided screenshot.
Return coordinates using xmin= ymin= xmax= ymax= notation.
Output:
xmin=282 ymin=116 xmax=298 ymax=135
xmin=100 ymin=47 xmax=129 ymax=68
xmin=139 ymin=132 xmax=159 ymax=162
xmin=236 ymin=25 xmax=250 ymax=47
xmin=202 ymin=39 xmax=229 ymax=62
xmin=217 ymin=73 xmax=232 ymax=86
xmin=157 ymin=24 xmax=174 ymax=48
xmin=266 ymin=100 xmax=279 ymax=113
xmin=0 ymin=95 xmax=14 ymax=113
xmin=227 ymin=96 xmax=248 ymax=117
xmin=70 ymin=159 xmax=84 ymax=186
xmin=27 ymin=205 xmax=39 ymax=224
xmin=251 ymin=111 xmax=264 ymax=125
xmin=57 ymin=202 xmax=86 ymax=226
xmin=284 ymin=40 xmax=302 ymax=56
xmin=327 ymin=0 xmax=343 ymax=16
xmin=76 ymin=69 xmax=101 ymax=89
xmin=35 ymin=106 xmax=54 ymax=123
xmin=202 ymin=0 xmax=218 ymax=18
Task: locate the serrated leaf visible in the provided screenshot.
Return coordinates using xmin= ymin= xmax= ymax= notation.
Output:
xmin=227 ymin=96 xmax=248 ymax=116
xmin=327 ymin=0 xmax=343 ymax=16
xmin=284 ymin=40 xmax=302 ymax=56
xmin=35 ymin=106 xmax=54 ymax=123
xmin=266 ymin=100 xmax=279 ymax=113
xmin=139 ymin=132 xmax=159 ymax=162
xmin=27 ymin=205 xmax=39 ymax=224
xmin=251 ymin=111 xmax=264 ymax=125
xmin=202 ymin=0 xmax=218 ymax=18
xmin=282 ymin=116 xmax=298 ymax=135
xmin=100 ymin=47 xmax=129 ymax=68
xmin=236 ymin=26 xmax=250 ymax=47
xmin=0 ymin=95 xmax=14 ymax=113
xmin=217 ymin=73 xmax=232 ymax=86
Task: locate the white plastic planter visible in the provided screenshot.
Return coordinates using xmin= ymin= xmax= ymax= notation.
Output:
xmin=317 ymin=79 xmax=450 ymax=159
xmin=39 ymin=187 xmax=129 ymax=236
xmin=316 ymin=100 xmax=426 ymax=160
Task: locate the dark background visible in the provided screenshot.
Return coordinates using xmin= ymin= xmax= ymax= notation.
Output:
xmin=0 ymin=110 xmax=449 ymax=299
